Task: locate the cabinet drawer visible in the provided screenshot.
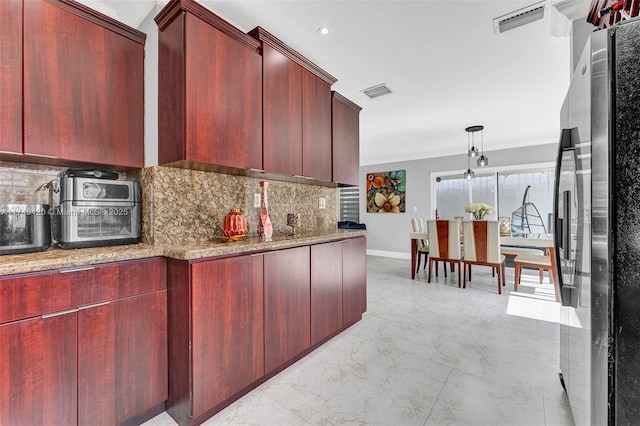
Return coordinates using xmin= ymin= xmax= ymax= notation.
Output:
xmin=0 ymin=257 xmax=166 ymax=324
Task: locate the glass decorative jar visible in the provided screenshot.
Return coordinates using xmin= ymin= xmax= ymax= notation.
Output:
xmin=498 ymin=216 xmax=511 ymax=236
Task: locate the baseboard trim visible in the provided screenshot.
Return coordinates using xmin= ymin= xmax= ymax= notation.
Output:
xmin=366 ymin=250 xmax=410 ymax=260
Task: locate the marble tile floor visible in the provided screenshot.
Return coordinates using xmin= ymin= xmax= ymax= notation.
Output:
xmin=143 ymin=256 xmax=575 ymax=426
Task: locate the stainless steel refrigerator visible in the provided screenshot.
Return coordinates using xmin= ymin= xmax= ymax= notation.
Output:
xmin=554 ymin=17 xmax=640 ymax=426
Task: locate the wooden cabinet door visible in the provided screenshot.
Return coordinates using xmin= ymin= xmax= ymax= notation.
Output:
xmin=311 ymin=241 xmax=343 ymax=345
xmin=302 ymin=69 xmax=332 ymax=181
xmin=78 ymin=291 xmax=168 ymax=425
xmin=342 ymin=237 xmax=367 ymax=325
xmin=23 ymin=0 xmax=144 ymax=168
xmin=182 ymin=14 xmax=262 ymax=170
xmin=264 ymin=246 xmax=310 ymax=373
xmin=332 ymin=92 xmax=362 ymax=186
xmin=190 ymin=255 xmax=264 ymax=417
xmin=0 ymin=0 xmax=22 ymax=154
xmin=262 ymin=44 xmax=302 ymax=176
xmin=0 ymin=313 xmax=78 ymax=426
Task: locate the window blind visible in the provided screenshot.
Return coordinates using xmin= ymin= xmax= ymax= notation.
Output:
xmin=338 ymin=187 xmax=360 ymax=223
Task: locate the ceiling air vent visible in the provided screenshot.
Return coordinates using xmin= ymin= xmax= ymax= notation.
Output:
xmin=362 ymin=83 xmax=392 ymax=99
xmin=493 ymin=1 xmax=546 ymax=34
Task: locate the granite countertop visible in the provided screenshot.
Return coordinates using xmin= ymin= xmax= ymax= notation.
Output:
xmin=0 ymin=230 xmax=367 ymax=277
xmin=163 ymin=229 xmax=367 ymax=260
xmin=0 ymin=244 xmax=165 ymax=277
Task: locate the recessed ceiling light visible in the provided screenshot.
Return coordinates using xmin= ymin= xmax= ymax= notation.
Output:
xmin=317 ymin=27 xmax=330 ymax=35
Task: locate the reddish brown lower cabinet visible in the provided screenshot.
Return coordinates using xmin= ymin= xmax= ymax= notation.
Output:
xmin=165 ymin=239 xmax=363 ymax=425
xmin=342 ymin=237 xmax=367 ymax=325
xmin=0 ymin=313 xmax=78 ymax=426
xmin=78 ymin=290 xmax=168 ymax=426
xmin=166 ymin=254 xmax=264 ymax=425
xmin=311 ymin=241 xmax=343 ymax=345
xmin=0 ymin=257 xmax=167 ymax=426
xmin=264 ymin=246 xmax=311 ymax=373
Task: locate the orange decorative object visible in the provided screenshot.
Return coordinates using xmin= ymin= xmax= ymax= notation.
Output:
xmin=223 ymin=209 xmax=248 ymax=237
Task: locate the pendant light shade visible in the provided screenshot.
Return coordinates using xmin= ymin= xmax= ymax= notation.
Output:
xmin=464 ymin=168 xmax=475 ymax=180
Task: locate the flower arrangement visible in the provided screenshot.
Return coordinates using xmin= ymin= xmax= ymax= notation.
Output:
xmin=465 ymin=203 xmax=494 ymax=220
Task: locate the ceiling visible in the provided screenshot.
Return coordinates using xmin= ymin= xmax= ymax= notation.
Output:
xmin=89 ymin=0 xmax=591 ymax=166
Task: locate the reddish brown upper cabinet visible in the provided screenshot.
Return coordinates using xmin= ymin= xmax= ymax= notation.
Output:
xmin=264 ymin=246 xmax=311 ymax=373
xmin=342 ymin=237 xmax=367 ymax=325
xmin=302 ymin=69 xmax=333 ymax=182
xmin=0 ymin=257 xmax=167 ymax=426
xmin=155 ymin=0 xmax=262 ymax=171
xmin=332 ymin=92 xmax=362 ymax=187
xmin=0 ymin=0 xmax=22 ymax=154
xmin=22 ymin=0 xmax=145 ymax=168
xmin=311 ymin=241 xmax=343 ymax=345
xmin=261 ymin=43 xmax=303 ymax=176
xmin=249 ymin=27 xmax=336 ymax=180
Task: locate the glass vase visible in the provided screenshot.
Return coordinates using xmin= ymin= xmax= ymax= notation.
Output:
xmin=257 ymin=181 xmax=273 ymax=239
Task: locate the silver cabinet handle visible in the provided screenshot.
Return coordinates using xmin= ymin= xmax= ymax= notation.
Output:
xmin=42 ymin=308 xmax=79 ymax=319
xmin=78 ymin=301 xmax=110 ymax=311
xmin=59 ymin=266 xmax=95 ymax=274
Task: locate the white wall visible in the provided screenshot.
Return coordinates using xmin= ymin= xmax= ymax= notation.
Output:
xmin=360 ymin=143 xmax=558 ymax=258
xmin=138 ymin=7 xmax=161 ymax=167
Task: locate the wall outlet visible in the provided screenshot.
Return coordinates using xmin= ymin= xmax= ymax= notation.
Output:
xmin=253 ymin=193 xmax=261 ymax=208
xmin=319 ymin=197 xmax=326 ymax=209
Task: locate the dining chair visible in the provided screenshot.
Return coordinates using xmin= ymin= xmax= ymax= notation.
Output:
xmin=411 ymin=218 xmax=429 ymax=274
xmin=514 ymin=254 xmax=560 ymax=301
xmin=462 ymin=220 xmax=506 ymax=294
xmin=427 ymin=220 xmax=463 ymax=287
xmin=501 ymin=246 xmax=546 ymax=282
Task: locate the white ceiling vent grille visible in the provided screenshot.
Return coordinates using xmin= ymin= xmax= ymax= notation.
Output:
xmin=493 ymin=1 xmax=546 ymax=34
xmin=362 ymin=83 xmax=392 ymax=99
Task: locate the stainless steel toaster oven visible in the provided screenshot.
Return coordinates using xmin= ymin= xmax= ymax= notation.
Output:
xmin=53 ymin=174 xmax=140 ymax=249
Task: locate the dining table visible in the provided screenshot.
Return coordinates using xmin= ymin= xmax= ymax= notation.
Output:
xmin=409 ymin=232 xmax=555 ymax=280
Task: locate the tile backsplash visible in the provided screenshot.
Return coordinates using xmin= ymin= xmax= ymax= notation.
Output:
xmin=140 ymin=166 xmax=337 ymax=245
xmin=0 ymin=162 xmax=338 ymax=246
xmin=0 ymin=161 xmax=65 ymax=205
xmin=0 ymin=161 xmax=133 ymax=206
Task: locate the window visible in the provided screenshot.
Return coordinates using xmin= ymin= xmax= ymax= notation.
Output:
xmin=432 ymin=163 xmax=554 ymax=237
xmin=434 ymin=176 xmax=470 ymax=220
xmin=434 ymin=173 xmax=497 ymax=220
xmin=499 ymin=170 xmax=554 ymax=236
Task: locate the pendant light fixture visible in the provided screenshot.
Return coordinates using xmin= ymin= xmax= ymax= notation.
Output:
xmin=463 ymin=128 xmax=475 ymax=180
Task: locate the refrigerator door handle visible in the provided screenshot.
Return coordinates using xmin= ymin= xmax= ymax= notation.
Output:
xmin=553 ymin=127 xmax=580 ymax=307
